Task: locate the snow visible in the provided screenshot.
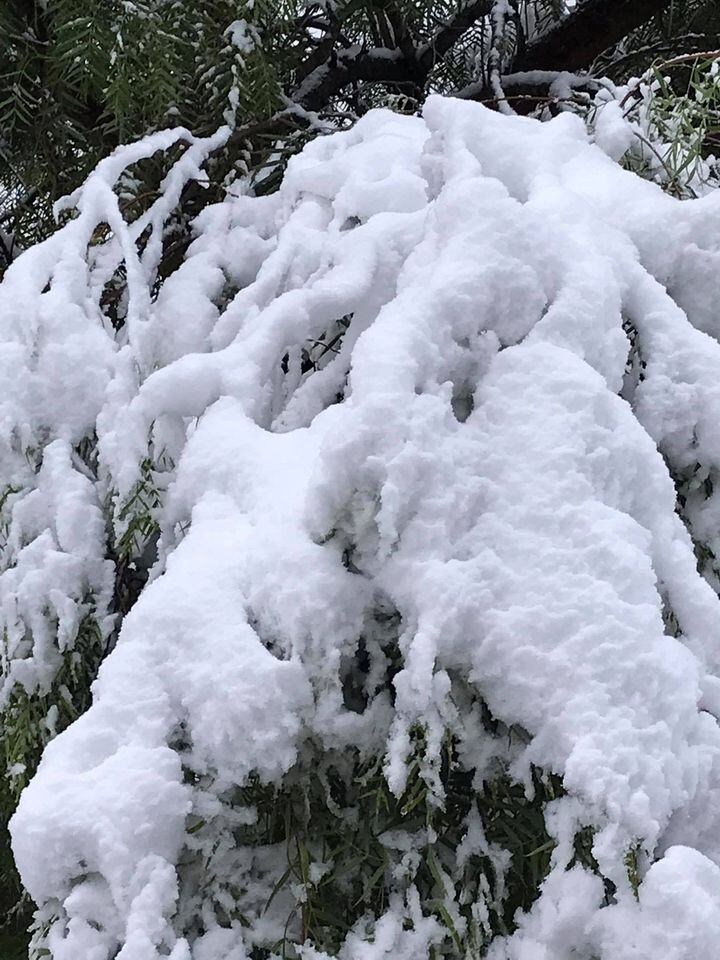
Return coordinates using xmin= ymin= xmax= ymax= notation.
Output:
xmin=595 ymin=846 xmax=720 ymax=960
xmin=0 ymin=440 xmax=113 ymax=701
xmin=4 ymin=96 xmax=720 ymax=958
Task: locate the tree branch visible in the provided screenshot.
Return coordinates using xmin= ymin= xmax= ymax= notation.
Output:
xmin=293 ymin=47 xmax=411 ymax=111
xmin=293 ymin=0 xmax=494 ymax=111
xmin=417 ymin=0 xmax=493 ymax=72
xmin=515 ymin=0 xmax=674 ymax=72
xmin=291 ymin=0 xmax=676 ymax=115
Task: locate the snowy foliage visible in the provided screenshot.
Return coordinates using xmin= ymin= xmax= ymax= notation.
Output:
xmin=585 ymin=57 xmax=720 ymax=198
xmin=5 ymin=96 xmax=720 ymax=959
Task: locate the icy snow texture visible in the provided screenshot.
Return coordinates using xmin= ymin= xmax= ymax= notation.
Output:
xmin=5 ymin=98 xmax=720 ymax=958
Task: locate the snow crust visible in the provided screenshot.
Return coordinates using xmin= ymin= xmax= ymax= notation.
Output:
xmin=5 ymin=97 xmax=720 ymax=958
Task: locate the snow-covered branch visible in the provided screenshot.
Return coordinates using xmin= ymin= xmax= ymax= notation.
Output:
xmin=5 ymin=94 xmax=720 ymax=960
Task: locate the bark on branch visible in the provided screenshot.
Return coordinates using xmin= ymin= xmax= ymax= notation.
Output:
xmin=417 ymin=0 xmax=494 ymax=72
xmin=515 ymin=0 xmax=674 ymax=72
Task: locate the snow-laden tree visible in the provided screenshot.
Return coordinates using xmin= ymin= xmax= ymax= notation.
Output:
xmin=6 ymin=88 xmax=720 ymax=959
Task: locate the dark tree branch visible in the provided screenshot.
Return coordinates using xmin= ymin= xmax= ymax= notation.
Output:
xmin=386 ymin=7 xmax=416 ymax=62
xmin=417 ymin=0 xmax=493 ymax=72
xmin=292 ymin=0 xmax=676 ymax=115
xmin=515 ymin=0 xmax=674 ymax=72
xmin=293 ymin=48 xmax=411 ymax=110
xmin=293 ymin=0 xmax=494 ymax=110
xmin=294 ymin=37 xmax=337 ymax=87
